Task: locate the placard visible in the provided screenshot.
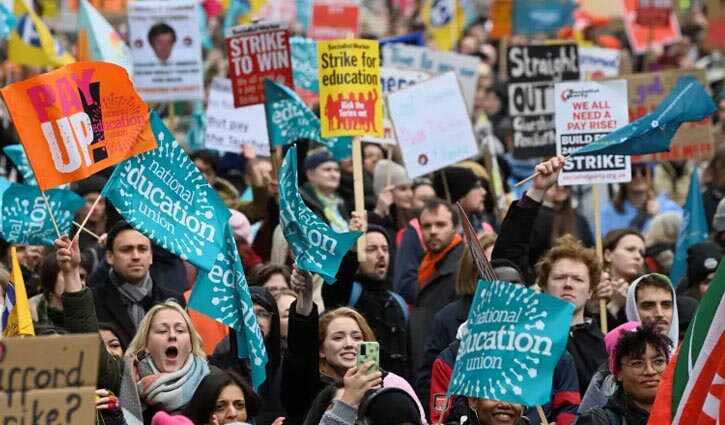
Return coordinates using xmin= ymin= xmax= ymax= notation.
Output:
xmin=489 ymin=0 xmax=513 ymax=39
xmin=622 ymin=0 xmax=681 ymax=55
xmin=291 ymin=36 xmax=319 ymax=106
xmin=0 ymin=334 xmax=100 ymax=425
xmin=381 ymin=43 xmax=481 ymax=113
xmin=225 ymin=22 xmax=293 ymax=107
xmin=555 ymin=80 xmax=631 ymax=186
xmin=318 ymin=39 xmax=383 ymax=138
xmin=622 ymin=69 xmax=713 ymax=161
xmin=387 ymin=72 xmax=478 ymax=178
xmin=308 ymin=0 xmax=360 ymax=40
xmin=507 ymin=44 xmax=580 ymax=159
xmin=128 ymin=0 xmax=203 ymax=102
xmin=579 ymin=47 xmax=621 ymax=80
xmin=205 ymin=78 xmax=270 ymax=155
xmin=513 ymin=0 xmax=576 ymax=35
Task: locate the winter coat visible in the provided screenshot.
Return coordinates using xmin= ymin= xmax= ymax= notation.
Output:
xmin=393 ymin=222 xmax=426 ymax=304
xmin=574 ymin=388 xmax=650 ymax=425
xmin=299 ymin=182 xmax=351 ymax=226
xmin=490 ymin=196 xmax=542 ymax=284
xmin=568 ymin=320 xmax=608 ymax=397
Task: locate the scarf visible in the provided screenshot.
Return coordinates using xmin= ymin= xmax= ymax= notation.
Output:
xmin=315 ymin=189 xmax=348 ymax=232
xmin=418 ymin=234 xmax=462 ymax=288
xmin=110 ymin=270 xmax=153 ymax=329
xmin=121 ymin=354 xmax=210 ymax=424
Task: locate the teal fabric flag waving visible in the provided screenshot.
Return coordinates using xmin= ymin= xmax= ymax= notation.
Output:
xmin=670 ymin=168 xmax=709 ymax=285
xmin=188 ymin=224 xmax=268 ymax=388
xmin=0 ymin=3 xmax=17 ymax=40
xmin=104 ymin=111 xmax=230 ymax=271
xmin=291 ymin=37 xmax=319 ymax=94
xmin=264 ymin=80 xmax=352 ymax=160
xmin=448 ymin=280 xmax=574 ymax=406
xmin=572 ymin=76 xmax=716 ymax=157
xmin=78 ymin=0 xmax=133 ymax=73
xmin=279 ymin=145 xmax=361 ymax=283
xmin=3 ymin=145 xmax=37 ymax=186
xmin=0 ymin=178 xmax=84 ymax=245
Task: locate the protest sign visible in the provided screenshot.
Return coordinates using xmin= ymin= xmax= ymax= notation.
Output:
xmin=507 ymin=44 xmax=580 ymax=159
xmin=264 ymin=80 xmax=352 ymax=159
xmin=128 ymin=0 xmax=204 ymax=102
xmin=253 ymin=0 xmax=297 ymax=22
xmin=0 ymin=179 xmax=85 ymax=245
xmin=104 ymin=111 xmax=230 ymax=271
xmin=3 ymin=145 xmax=37 ymax=186
xmin=420 ymin=0 xmax=465 ymax=50
xmin=622 ymin=69 xmax=713 ymax=161
xmin=291 ymin=36 xmax=320 ymax=105
xmin=555 ymin=80 xmax=631 ymax=186
xmin=189 ymin=225 xmax=268 ymax=388
xmin=513 ymin=0 xmax=576 ymax=35
xmin=379 ymin=32 xmax=425 ymax=47
xmin=622 ymin=0 xmax=681 ymax=55
xmin=381 ymin=43 xmax=481 ymax=113
xmin=387 ymin=72 xmax=479 ymax=179
xmin=308 ymin=0 xmax=360 ymax=40
xmin=279 ymin=145 xmax=361 ymax=283
xmin=448 ymin=280 xmax=574 ymax=406
xmin=0 ymin=62 xmax=156 ymax=190
xmin=488 ymin=0 xmax=513 ymax=39
xmin=707 ymin=0 xmax=725 ymax=47
xmin=318 ymin=39 xmax=383 ymax=138
xmin=579 ymin=47 xmax=621 ymax=80
xmin=225 ymin=22 xmax=293 ymax=107
xmin=205 ymin=78 xmax=270 ymax=155
xmin=78 ymin=0 xmax=133 ymax=73
xmin=0 ymin=334 xmax=100 ymax=425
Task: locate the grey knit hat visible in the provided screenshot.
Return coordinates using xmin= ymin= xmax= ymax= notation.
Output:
xmin=373 ymin=159 xmax=411 ymax=196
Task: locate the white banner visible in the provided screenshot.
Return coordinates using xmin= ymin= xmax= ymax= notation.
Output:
xmin=579 ymin=47 xmax=621 ymax=80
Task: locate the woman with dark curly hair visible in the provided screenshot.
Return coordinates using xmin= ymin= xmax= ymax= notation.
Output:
xmin=185 ymin=369 xmax=260 ymax=425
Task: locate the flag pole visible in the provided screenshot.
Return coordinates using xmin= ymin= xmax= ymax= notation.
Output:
xmin=40 ymin=190 xmax=62 ymax=238
xmin=73 ymin=195 xmax=104 ymax=243
xmin=513 ymin=155 xmax=570 ymax=188
xmin=73 ymin=221 xmax=102 ymax=241
xmin=352 ymin=137 xmax=366 ymax=262
xmin=536 ymin=406 xmax=549 ymax=425
xmin=593 ymin=185 xmax=608 ymax=334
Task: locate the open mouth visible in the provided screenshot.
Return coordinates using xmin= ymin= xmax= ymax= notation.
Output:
xmin=165 ymin=346 xmax=179 ymax=360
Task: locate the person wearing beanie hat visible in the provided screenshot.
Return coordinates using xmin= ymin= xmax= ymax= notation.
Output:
xmin=369 ymin=160 xmax=414 ymax=256
xmin=301 ymin=149 xmax=350 ymax=232
xmin=684 ymin=241 xmax=723 ymax=299
xmin=432 ymin=166 xmax=489 ymax=233
xmin=152 ymin=412 xmax=195 ymax=425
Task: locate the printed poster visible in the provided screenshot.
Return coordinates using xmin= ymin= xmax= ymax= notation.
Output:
xmin=226 ymin=22 xmax=293 ymax=107
xmin=308 ymin=0 xmax=360 ymax=40
xmin=128 ymin=0 xmax=204 ymax=102
xmin=622 ymin=0 xmax=681 ymax=54
xmin=387 ymin=72 xmax=478 ymax=178
xmin=555 ymin=79 xmax=631 ymax=186
xmin=507 ymin=44 xmax=580 ymax=159
xmin=0 ymin=62 xmax=156 ymax=190
xmin=318 ymin=39 xmax=383 ymax=138
xmin=205 ymin=78 xmax=270 ymax=155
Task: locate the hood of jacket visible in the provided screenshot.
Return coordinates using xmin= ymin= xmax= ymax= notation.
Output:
xmin=625 ymin=274 xmax=679 ymax=349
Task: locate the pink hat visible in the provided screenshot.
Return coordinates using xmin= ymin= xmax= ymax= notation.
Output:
xmin=229 ymin=210 xmax=252 ymax=244
xmin=151 ymin=412 xmax=195 ymax=425
xmin=605 ymin=321 xmax=640 ymax=375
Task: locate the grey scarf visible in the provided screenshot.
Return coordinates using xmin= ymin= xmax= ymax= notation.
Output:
xmin=109 ymin=270 xmax=153 ymax=328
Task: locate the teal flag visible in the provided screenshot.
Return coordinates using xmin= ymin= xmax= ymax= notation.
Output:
xmin=103 ymin=111 xmax=230 ymax=271
xmin=514 ymin=0 xmax=576 ymax=35
xmin=3 ymin=145 xmax=37 ymax=186
xmin=223 ymin=0 xmax=250 ymax=34
xmin=671 ymin=168 xmax=709 ymax=285
xmin=264 ymin=80 xmax=352 ymax=159
xmin=572 ymin=76 xmax=716 ymax=157
xmin=197 ymin=4 xmax=212 ymax=50
xmin=291 ymin=37 xmax=319 ymax=94
xmin=279 ymin=146 xmax=361 ymax=283
xmin=186 ymin=101 xmax=206 ymax=152
xmin=188 ymin=224 xmax=268 ymax=388
xmin=0 ymin=3 xmax=16 ymax=40
xmin=78 ymin=0 xmax=133 ymax=73
xmin=0 ymin=178 xmax=84 ymax=245
xmin=448 ymin=280 xmax=574 ymax=406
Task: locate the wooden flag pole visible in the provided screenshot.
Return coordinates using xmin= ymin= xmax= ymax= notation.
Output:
xmin=385 ymin=146 xmax=393 ymax=187
xmin=352 ymin=137 xmax=366 ymax=262
xmin=514 ymin=155 xmax=571 ymax=188
xmin=593 ymin=185 xmax=608 ymax=334
xmin=73 ymin=195 xmax=104 ymax=243
xmin=72 ymin=221 xmax=102 ymax=242
xmin=536 ymin=406 xmax=550 ymax=425
xmin=40 ymin=191 xmax=62 ymax=239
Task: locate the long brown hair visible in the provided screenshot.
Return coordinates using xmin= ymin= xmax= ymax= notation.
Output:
xmin=318 ymin=307 xmax=375 ymax=379
xmin=703 ymin=144 xmax=725 ymax=189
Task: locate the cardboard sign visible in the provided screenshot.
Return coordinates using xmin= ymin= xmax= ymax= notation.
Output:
xmin=0 ymin=334 xmax=100 ymax=425
xmin=387 ymin=72 xmax=478 ymax=179
xmin=622 ymin=0 xmax=681 ymax=54
xmin=448 ymin=280 xmax=574 ymax=405
xmin=489 ymin=0 xmax=513 ymax=39
xmin=318 ymin=39 xmax=383 ymax=138
xmin=0 ymin=62 xmax=157 ymax=190
xmin=308 ymin=0 xmax=360 ymax=40
xmin=128 ymin=0 xmax=204 ymax=102
xmin=205 ymin=78 xmax=270 ymax=155
xmin=381 ymin=43 xmax=481 ymax=113
xmin=555 ymin=80 xmax=631 ymax=186
xmin=579 ymin=47 xmax=621 ymax=80
xmin=622 ymin=69 xmax=713 ymax=161
xmin=226 ymin=22 xmax=293 ymax=107
xmin=507 ymin=44 xmax=580 ymax=159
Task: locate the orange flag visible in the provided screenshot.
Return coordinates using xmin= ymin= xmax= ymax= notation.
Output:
xmin=0 ymin=62 xmax=156 ymax=190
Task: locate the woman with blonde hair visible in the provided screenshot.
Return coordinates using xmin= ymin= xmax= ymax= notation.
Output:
xmin=55 ymin=235 xmax=210 ymax=425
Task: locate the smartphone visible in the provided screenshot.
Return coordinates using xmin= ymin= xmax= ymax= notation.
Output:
xmin=356 ymin=341 xmax=380 ymax=374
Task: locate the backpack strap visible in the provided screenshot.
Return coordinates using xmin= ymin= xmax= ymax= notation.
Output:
xmin=388 ymin=290 xmax=409 ymax=323
xmin=349 ymin=281 xmax=363 ymax=307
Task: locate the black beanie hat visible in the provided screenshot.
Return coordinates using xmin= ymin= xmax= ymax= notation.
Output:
xmin=433 ymin=166 xmax=479 ymax=203
xmin=686 ymin=242 xmax=723 ymax=286
xmin=360 ymin=388 xmax=422 ymax=425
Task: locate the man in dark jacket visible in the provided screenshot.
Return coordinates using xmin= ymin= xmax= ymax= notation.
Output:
xmin=92 ymin=221 xmax=184 ymax=343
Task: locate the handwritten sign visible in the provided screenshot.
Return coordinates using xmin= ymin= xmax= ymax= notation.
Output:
xmin=382 ymin=43 xmax=481 ymax=114
xmin=387 ymin=72 xmax=478 ymax=179
xmin=308 ymin=0 xmax=360 ymax=40
xmin=205 ymin=78 xmax=270 ymax=155
xmin=555 ymin=80 xmax=631 ymax=185
xmin=507 ymin=44 xmax=580 ymax=159
xmin=448 ymin=281 xmax=574 ymax=406
xmin=225 ymin=22 xmax=293 ymax=107
xmin=0 ymin=334 xmax=100 ymax=425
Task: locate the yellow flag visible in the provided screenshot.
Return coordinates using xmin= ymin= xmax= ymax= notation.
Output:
xmin=3 ymin=247 xmax=36 ymax=337
xmin=422 ymin=0 xmax=466 ymax=51
xmin=8 ymin=0 xmax=75 ymax=67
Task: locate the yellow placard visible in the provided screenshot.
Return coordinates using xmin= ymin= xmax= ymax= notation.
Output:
xmin=318 ymin=39 xmax=383 ymax=138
